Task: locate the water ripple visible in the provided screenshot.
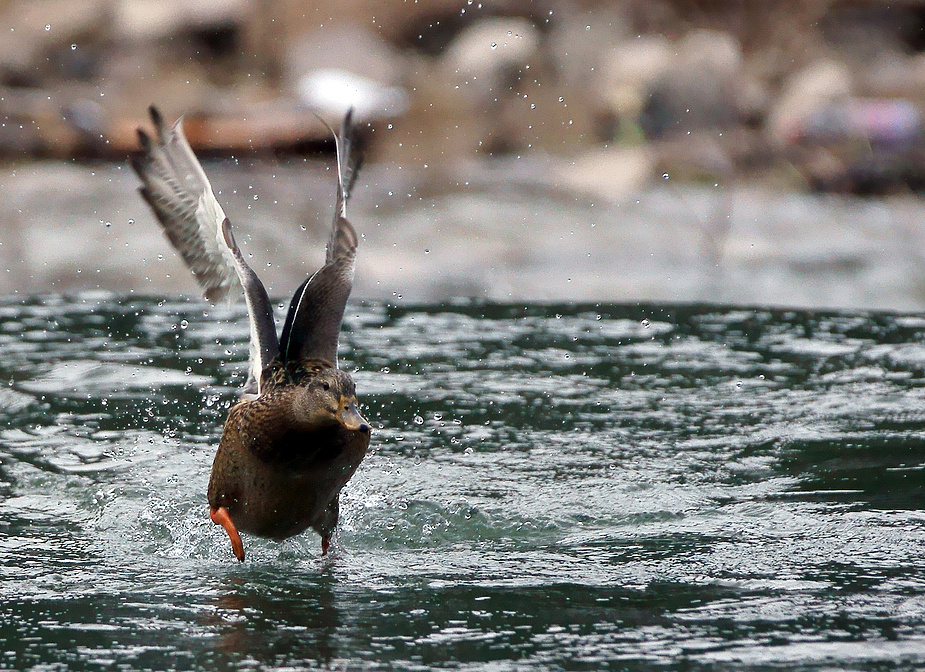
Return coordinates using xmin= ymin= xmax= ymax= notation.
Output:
xmin=0 ymin=296 xmax=924 ymax=670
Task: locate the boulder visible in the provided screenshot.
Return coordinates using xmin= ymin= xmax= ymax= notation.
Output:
xmin=767 ymin=60 xmax=854 ymax=146
xmin=286 ymin=24 xmax=410 ymax=120
xmin=440 ymin=17 xmax=541 ymax=97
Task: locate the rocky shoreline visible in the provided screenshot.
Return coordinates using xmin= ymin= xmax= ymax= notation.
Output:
xmin=2 ymin=1 xmax=925 ymax=194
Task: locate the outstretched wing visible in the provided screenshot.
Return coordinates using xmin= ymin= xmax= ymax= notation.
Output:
xmin=132 ymin=106 xmax=279 ymax=395
xmin=326 ymin=108 xmax=363 ymax=264
xmin=130 ymin=105 xmax=237 ymax=303
xmin=220 ymin=219 xmax=280 ymax=396
xmin=279 ymin=109 xmax=362 ymax=367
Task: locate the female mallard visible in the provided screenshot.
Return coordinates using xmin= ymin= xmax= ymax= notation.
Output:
xmin=131 ymin=106 xmax=371 ymax=561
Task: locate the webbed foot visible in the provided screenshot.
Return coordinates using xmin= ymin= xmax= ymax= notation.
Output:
xmin=210 ymin=506 xmax=245 ymax=562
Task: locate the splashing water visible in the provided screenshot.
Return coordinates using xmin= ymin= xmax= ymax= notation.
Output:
xmin=1 ymin=295 xmax=924 ymax=670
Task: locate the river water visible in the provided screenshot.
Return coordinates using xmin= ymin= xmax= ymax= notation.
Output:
xmin=1 ymin=295 xmax=924 ymax=670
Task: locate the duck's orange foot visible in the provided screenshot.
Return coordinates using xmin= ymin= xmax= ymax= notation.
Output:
xmin=321 ymin=535 xmax=331 ymax=556
xmin=210 ymin=506 xmax=245 ymax=562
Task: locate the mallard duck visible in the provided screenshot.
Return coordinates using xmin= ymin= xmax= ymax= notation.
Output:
xmin=131 ymin=106 xmax=371 ymax=561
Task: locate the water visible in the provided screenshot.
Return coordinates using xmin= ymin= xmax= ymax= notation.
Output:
xmin=7 ymin=160 xmax=925 ymax=310
xmin=1 ymin=294 xmax=925 ymax=671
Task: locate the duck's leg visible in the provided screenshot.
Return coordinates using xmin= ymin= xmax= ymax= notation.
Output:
xmin=210 ymin=506 xmax=245 ymax=562
xmin=318 ymin=497 xmax=339 ymax=557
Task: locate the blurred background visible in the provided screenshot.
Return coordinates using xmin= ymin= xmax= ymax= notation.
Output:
xmin=3 ymin=0 xmax=925 ymax=309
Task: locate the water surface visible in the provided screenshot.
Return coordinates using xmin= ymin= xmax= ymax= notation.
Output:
xmin=1 ymin=295 xmax=924 ymax=670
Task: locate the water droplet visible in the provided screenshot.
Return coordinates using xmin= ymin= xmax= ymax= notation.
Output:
xmin=490 ymin=42 xmax=497 ymax=49
xmin=641 ymin=318 xmax=651 ymax=328
xmin=179 ymin=320 xmax=189 ymax=329
xmin=662 ymin=173 xmax=669 ymax=180
xmin=413 ymin=415 xmax=424 ymax=425
xmin=558 ymin=96 xmax=564 ymax=103
xmin=71 ymin=44 xmax=76 ymax=51
xmin=45 ymin=24 xmax=51 ymax=31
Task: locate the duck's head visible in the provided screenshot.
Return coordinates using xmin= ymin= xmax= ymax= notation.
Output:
xmin=293 ymin=368 xmax=371 ymax=435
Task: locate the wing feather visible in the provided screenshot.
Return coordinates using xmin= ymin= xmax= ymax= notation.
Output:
xmin=279 ymin=110 xmax=362 ymax=367
xmin=132 ymin=106 xmax=280 ymax=396
xmin=220 ymin=219 xmax=280 ymax=396
xmin=131 ymin=105 xmax=237 ymax=303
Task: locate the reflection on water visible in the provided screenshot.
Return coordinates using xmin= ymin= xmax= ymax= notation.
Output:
xmin=210 ymin=572 xmax=340 ymax=668
xmin=1 ymin=294 xmax=925 ymax=670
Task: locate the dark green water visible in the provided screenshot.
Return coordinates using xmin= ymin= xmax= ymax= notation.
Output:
xmin=1 ymin=294 xmax=925 ymax=671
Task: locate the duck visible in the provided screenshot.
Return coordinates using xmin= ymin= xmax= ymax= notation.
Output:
xmin=130 ymin=105 xmax=372 ymax=561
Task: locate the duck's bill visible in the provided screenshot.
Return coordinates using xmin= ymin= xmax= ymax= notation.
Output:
xmin=336 ymin=396 xmax=370 ymax=433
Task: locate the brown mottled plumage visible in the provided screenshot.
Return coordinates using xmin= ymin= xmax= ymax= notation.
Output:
xmin=132 ymin=106 xmax=370 ymax=561
xmin=208 ymin=362 xmax=370 ymax=554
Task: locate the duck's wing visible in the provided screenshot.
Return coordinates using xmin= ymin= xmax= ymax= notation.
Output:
xmin=279 ymin=109 xmax=362 ymax=367
xmin=130 ymin=105 xmax=237 ymax=303
xmin=132 ymin=105 xmax=279 ymax=395
xmin=220 ymin=219 xmax=280 ymax=396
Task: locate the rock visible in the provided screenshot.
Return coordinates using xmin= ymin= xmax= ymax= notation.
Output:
xmin=598 ymin=30 xmax=745 ymax=139
xmin=113 ymin=0 xmax=249 ymax=41
xmin=554 ymin=147 xmax=654 ymax=201
xmin=440 ymin=17 xmax=541 ymax=95
xmin=768 ymin=60 xmax=854 ymax=146
xmin=799 ymin=98 xmax=921 ymax=148
xmin=286 ymin=24 xmax=410 ymax=120
xmin=599 ymin=35 xmax=674 ymax=119
xmin=678 ymin=29 xmax=743 ymax=78
xmin=295 ymin=69 xmax=410 ymax=120
xmin=392 ymin=16 xmax=545 ymax=158
xmin=549 ymin=6 xmax=631 ymax=88
xmin=641 ymin=30 xmax=745 ymax=138
xmin=651 ymin=132 xmax=734 ymax=183
xmin=0 ymin=0 xmax=108 ymax=84
xmin=286 ymin=24 xmax=407 ymax=90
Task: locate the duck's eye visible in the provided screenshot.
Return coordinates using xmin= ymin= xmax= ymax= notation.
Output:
xmin=321 ymin=382 xmax=330 ymax=391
